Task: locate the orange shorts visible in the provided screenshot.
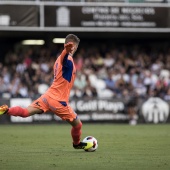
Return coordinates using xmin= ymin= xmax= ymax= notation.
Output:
xmin=30 ymin=94 xmax=77 ymax=122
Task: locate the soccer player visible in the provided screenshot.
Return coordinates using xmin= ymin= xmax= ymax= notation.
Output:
xmin=0 ymin=34 xmax=92 ymax=150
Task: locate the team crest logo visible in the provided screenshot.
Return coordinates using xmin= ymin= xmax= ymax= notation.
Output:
xmin=142 ymin=97 xmax=169 ymax=124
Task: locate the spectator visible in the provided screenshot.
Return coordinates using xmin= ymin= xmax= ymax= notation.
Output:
xmin=164 ymin=87 xmax=170 ymax=101
xmin=73 ymin=71 xmax=87 ymax=98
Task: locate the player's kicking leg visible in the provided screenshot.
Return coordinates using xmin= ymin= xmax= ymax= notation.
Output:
xmin=0 ymin=105 xmax=43 ymax=117
xmin=67 ymin=118 xmax=93 ymax=150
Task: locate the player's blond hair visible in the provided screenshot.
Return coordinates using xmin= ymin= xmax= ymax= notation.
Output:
xmin=65 ymin=34 xmax=80 ymax=45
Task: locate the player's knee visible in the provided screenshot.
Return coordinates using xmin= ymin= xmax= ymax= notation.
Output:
xmin=77 ymin=121 xmax=82 ymax=129
xmin=27 ymin=106 xmax=43 ymax=116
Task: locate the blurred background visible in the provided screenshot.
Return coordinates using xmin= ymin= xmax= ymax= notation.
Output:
xmin=0 ymin=0 xmax=170 ymax=125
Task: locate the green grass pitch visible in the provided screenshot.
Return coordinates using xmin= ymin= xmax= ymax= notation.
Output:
xmin=0 ymin=124 xmax=170 ymax=170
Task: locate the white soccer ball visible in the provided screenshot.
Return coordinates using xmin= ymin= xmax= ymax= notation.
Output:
xmin=83 ymin=136 xmax=98 ymax=152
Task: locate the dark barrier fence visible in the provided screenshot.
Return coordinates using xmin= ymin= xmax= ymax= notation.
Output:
xmin=0 ymin=97 xmax=170 ymax=124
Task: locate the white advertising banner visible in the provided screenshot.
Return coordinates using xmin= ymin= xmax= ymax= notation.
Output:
xmin=10 ymin=98 xmax=33 ymax=123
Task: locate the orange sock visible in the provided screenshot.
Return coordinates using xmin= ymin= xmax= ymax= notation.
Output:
xmin=8 ymin=106 xmax=30 ymax=117
xmin=71 ymin=122 xmax=82 ymax=145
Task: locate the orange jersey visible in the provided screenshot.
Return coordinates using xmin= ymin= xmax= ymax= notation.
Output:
xmin=46 ymin=50 xmax=76 ymax=102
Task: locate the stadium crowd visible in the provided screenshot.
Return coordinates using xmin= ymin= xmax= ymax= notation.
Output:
xmin=0 ymin=41 xmax=170 ymax=102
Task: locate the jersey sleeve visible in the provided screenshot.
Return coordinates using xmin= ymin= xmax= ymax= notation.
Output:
xmin=58 ymin=49 xmax=70 ymax=67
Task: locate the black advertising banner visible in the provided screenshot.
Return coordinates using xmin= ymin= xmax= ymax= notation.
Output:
xmin=0 ymin=5 xmax=38 ymax=26
xmin=69 ymin=99 xmax=128 ymax=122
xmin=44 ymin=5 xmax=170 ymax=28
xmin=0 ymin=97 xmax=170 ymax=124
xmin=0 ymin=3 xmax=170 ymax=30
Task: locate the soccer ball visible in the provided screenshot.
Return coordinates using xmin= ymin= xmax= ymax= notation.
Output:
xmin=83 ymin=136 xmax=98 ymax=152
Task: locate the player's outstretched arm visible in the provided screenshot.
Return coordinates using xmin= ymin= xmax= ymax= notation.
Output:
xmin=60 ymin=42 xmax=74 ymax=64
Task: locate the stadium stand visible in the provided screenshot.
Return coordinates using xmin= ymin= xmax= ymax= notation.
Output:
xmin=0 ymin=0 xmax=170 ymax=125
xmin=0 ymin=41 xmax=170 ymax=103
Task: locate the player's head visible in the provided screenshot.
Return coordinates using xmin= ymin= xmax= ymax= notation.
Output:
xmin=65 ymin=34 xmax=80 ymax=45
xmin=65 ymin=34 xmax=80 ymax=55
